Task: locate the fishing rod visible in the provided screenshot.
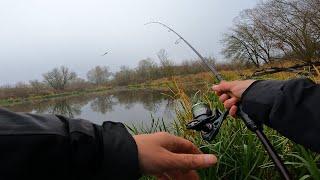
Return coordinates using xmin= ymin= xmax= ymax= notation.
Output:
xmin=146 ymin=21 xmax=291 ymax=180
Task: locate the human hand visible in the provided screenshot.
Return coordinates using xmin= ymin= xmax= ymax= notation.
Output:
xmin=133 ymin=132 xmax=217 ymax=180
xmin=212 ymin=80 xmax=255 ymax=117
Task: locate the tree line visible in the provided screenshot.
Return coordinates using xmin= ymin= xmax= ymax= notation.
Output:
xmin=113 ymin=49 xmax=216 ymax=86
xmin=0 ymin=49 xmax=216 ymax=99
xmin=222 ymin=0 xmax=320 ymax=67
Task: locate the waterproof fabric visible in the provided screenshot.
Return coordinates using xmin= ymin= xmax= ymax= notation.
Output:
xmin=242 ymin=78 xmax=320 ymax=152
xmin=0 ymin=108 xmax=141 ymax=180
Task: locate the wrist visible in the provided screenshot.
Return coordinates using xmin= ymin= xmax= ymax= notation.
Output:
xmin=240 ymin=80 xmax=261 ymax=101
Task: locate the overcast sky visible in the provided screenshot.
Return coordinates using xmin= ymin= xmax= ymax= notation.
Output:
xmin=0 ymin=0 xmax=259 ymax=85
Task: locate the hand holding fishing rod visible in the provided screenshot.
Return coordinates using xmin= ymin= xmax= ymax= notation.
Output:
xmin=146 ymin=21 xmax=291 ymax=180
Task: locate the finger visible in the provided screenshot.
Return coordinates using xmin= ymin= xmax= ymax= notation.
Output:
xmin=230 ymin=105 xmax=238 ymax=117
xmin=166 ymin=171 xmax=183 ymax=180
xmin=166 ymin=170 xmax=199 ymax=180
xmin=181 ymin=170 xmax=199 ymax=180
xmin=215 ymin=90 xmax=223 ymax=96
xmin=212 ymin=81 xmax=235 ymax=93
xmin=219 ymin=93 xmax=230 ymax=103
xmin=169 ymin=153 xmax=217 ymax=171
xmin=223 ymin=97 xmax=238 ymax=109
xmin=158 ymin=132 xmax=202 ymax=154
xmin=156 ymin=174 xmax=171 ymax=180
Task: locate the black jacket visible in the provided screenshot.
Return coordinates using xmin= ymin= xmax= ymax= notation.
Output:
xmin=0 ymin=108 xmax=140 ymax=180
xmin=242 ymin=78 xmax=320 ymax=153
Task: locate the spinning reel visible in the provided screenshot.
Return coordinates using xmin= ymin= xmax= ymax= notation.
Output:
xmin=186 ymin=102 xmax=228 ymax=141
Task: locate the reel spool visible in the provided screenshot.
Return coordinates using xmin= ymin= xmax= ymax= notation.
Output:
xmin=186 ymin=102 xmax=228 ymax=141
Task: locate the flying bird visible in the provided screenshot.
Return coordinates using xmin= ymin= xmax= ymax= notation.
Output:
xmin=101 ymin=51 xmax=109 ymax=56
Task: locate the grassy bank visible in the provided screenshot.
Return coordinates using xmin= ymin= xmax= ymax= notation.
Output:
xmin=173 ymin=87 xmax=319 ymax=179
xmin=2 ymin=65 xmax=319 ymax=107
xmin=129 ymin=70 xmax=320 ymax=179
xmin=0 ymin=73 xmax=218 ymax=107
xmin=0 ymin=87 xmax=111 ymax=106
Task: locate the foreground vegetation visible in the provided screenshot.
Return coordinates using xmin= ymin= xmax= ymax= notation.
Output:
xmin=129 ymin=69 xmax=320 ymax=180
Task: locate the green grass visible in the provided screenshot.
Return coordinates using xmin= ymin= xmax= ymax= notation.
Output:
xmin=128 ymin=82 xmax=320 ymax=180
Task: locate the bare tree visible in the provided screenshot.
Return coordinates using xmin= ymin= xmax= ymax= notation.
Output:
xmin=223 ymin=10 xmax=280 ymax=67
xmin=87 ymin=66 xmax=112 ymax=85
xmin=251 ymin=0 xmax=320 ymax=61
xmin=43 ymin=66 xmax=77 ymax=91
xmin=137 ymin=58 xmax=159 ymax=81
xmin=157 ymin=49 xmax=174 ymax=76
xmin=113 ymin=66 xmax=135 ymax=86
xmin=222 ymin=0 xmax=320 ymax=66
xmin=29 ymin=80 xmax=46 ymax=94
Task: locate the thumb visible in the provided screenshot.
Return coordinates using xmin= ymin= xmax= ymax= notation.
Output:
xmin=170 ymin=153 xmax=217 ymax=171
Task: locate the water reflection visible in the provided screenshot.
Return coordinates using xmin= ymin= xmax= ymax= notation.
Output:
xmin=8 ymin=95 xmax=92 ymax=118
xmin=5 ymin=90 xmax=176 ymax=125
xmin=45 ymin=99 xmax=82 ymax=118
xmin=114 ymin=90 xmax=166 ymax=113
xmin=91 ymin=95 xmax=116 ymax=114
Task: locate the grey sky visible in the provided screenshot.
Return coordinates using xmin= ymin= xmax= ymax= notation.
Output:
xmin=0 ymin=0 xmax=258 ymax=85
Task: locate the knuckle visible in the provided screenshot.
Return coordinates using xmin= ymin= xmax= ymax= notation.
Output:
xmin=183 ymin=155 xmax=192 ymax=169
xmin=230 ymin=109 xmax=236 ymax=116
xmin=184 ymin=140 xmax=195 ymax=149
xmin=189 ymin=155 xmax=200 ymax=169
xmin=220 ymin=81 xmax=226 ymax=87
xmin=228 ymin=98 xmax=237 ymax=105
xmin=224 ymin=101 xmax=231 ymax=108
xmin=232 ymin=97 xmax=238 ymax=102
xmin=182 ymin=155 xmax=199 ymax=169
xmin=158 ymin=132 xmax=170 ymax=138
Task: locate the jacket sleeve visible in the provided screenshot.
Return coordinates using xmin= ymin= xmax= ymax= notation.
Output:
xmin=241 ymin=78 xmax=320 ymax=153
xmin=0 ymin=108 xmax=141 ymax=180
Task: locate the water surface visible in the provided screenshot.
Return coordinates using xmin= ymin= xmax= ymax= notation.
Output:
xmin=4 ymin=89 xmax=176 ymax=126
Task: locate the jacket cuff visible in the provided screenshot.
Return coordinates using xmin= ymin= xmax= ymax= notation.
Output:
xmin=99 ymin=121 xmax=141 ymax=179
xmin=241 ymin=80 xmax=286 ymax=126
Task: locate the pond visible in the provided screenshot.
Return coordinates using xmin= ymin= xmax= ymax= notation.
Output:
xmin=3 ymin=89 xmax=176 ymax=127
